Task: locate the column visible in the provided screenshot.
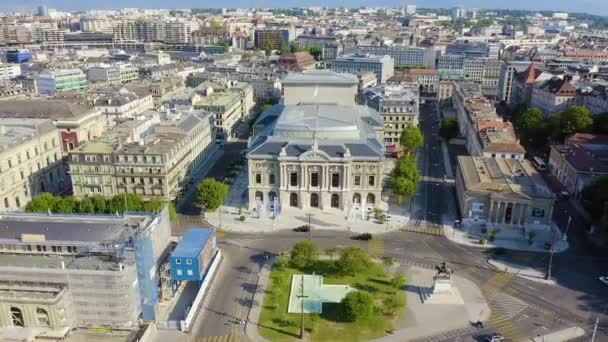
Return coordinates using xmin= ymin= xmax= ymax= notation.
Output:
xmin=301 ymin=164 xmax=307 ymax=190
xmin=487 ymin=201 xmax=494 ymax=221
xmin=520 ymin=204 xmax=527 ymax=225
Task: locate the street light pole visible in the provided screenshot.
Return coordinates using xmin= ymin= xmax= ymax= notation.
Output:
xmin=306 ymin=213 xmax=313 ymax=240
xmin=545 ymin=227 xmax=559 ymax=280
xmin=297 ymin=275 xmax=309 ymax=339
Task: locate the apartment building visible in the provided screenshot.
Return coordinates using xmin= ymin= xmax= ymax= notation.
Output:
xmin=297 ymin=34 xmax=341 ymax=60
xmin=254 ymin=29 xmax=289 ymax=50
xmin=575 ymin=83 xmax=608 ymax=116
xmin=496 ymin=61 xmax=533 ymax=103
xmin=332 ymin=54 xmax=394 ymax=84
xmin=37 ymin=69 xmax=88 ymax=96
xmin=362 ymin=84 xmax=419 ymax=148
xmin=88 ymin=87 xmax=155 ymax=128
xmin=68 ymin=109 xmax=215 ymax=200
xmin=452 ymin=82 xmax=525 ymax=159
xmin=0 ymin=63 xmax=21 ymax=81
xmin=548 ymin=133 xmax=608 ymax=200
xmin=463 ymin=58 xmax=501 ymax=97
xmin=87 ymin=63 xmax=140 ymax=85
xmin=530 ymin=76 xmax=577 ymax=116
xmin=0 ymin=118 xmax=65 ymax=210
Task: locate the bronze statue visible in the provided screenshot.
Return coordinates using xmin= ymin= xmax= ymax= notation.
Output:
xmin=434 ymin=262 xmax=453 ymax=280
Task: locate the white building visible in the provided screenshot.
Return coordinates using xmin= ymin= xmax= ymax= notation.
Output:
xmin=0 ymin=63 xmax=21 ymax=81
xmin=332 ymin=54 xmax=394 ymax=84
xmin=87 ymin=63 xmax=140 ymax=85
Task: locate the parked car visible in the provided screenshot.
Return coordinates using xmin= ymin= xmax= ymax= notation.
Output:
xmin=599 ymin=276 xmax=608 ymax=286
xmin=486 ymin=334 xmax=504 ymax=342
xmin=293 ymin=225 xmax=311 ymax=232
xmin=352 ymin=233 xmax=373 ymax=241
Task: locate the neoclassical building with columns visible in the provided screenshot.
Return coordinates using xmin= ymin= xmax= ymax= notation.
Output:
xmin=455 ymin=155 xmax=555 ymax=228
xmin=246 ymin=70 xmax=385 ymax=214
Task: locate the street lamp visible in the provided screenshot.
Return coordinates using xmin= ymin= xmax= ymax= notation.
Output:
xmin=305 ymin=213 xmax=313 ymax=240
xmin=297 ymin=274 xmax=309 ymax=339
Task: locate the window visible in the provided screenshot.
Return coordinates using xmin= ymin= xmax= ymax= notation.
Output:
xmin=176 ymin=270 xmax=183 ymax=276
xmin=269 ymin=174 xmax=275 ymax=185
xmin=36 ymin=308 xmax=50 ymax=327
xmin=255 ymin=173 xmax=262 ymax=184
xmin=531 ymin=208 xmax=545 ymax=218
xmin=187 ymin=270 xmax=193 ymax=276
xmin=186 ymin=258 xmax=192 ymax=265
xmin=10 ymin=307 xmax=24 ymax=327
xmin=175 ymin=259 xmax=181 ymax=264
xmin=290 ymin=172 xmax=298 ymax=186
xmin=368 ymin=175 xmax=375 ymax=186
xmin=331 ymin=173 xmax=339 ymax=187
xmin=310 ymin=172 xmax=319 ymax=187
xmin=354 ymin=175 xmax=361 ymax=186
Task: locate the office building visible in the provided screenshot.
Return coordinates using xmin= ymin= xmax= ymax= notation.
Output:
xmin=254 ymin=29 xmax=289 ymax=50
xmin=344 ymin=45 xmax=433 ymax=68
xmin=332 ymin=54 xmax=394 ymax=84
xmin=68 ymin=108 xmax=216 ymax=200
xmin=37 ymin=69 xmax=88 ymax=96
xmin=86 ymin=63 xmax=140 ymax=85
xmin=446 ymin=42 xmax=495 ymax=59
xmin=88 ymin=87 xmax=155 ymax=128
xmin=456 ymin=156 xmax=555 ymax=227
xmin=247 ymin=70 xmax=385 ymax=213
xmin=496 ymin=61 xmax=533 ymax=103
xmin=0 ymin=63 xmax=21 ymax=81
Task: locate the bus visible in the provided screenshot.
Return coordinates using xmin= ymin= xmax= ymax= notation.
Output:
xmin=531 ymin=156 xmax=546 ymax=171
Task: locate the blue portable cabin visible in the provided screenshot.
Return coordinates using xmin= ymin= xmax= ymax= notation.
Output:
xmin=170 ymin=228 xmax=216 ymax=281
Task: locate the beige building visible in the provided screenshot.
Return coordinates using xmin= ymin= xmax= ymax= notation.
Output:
xmin=456 ymin=156 xmax=555 ymax=228
xmin=247 ymin=70 xmax=386 ymax=214
xmin=68 ymin=109 xmax=215 ymax=200
xmin=0 ymin=118 xmax=65 ymax=210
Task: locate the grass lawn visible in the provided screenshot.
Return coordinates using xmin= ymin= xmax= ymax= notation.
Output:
xmin=258 ymin=260 xmax=406 ymax=342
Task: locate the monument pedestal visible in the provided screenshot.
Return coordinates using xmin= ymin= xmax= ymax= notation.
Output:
xmin=423 ymin=277 xmax=464 ymax=305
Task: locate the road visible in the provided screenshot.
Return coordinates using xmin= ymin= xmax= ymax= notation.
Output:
xmin=186 ymin=104 xmax=608 ymax=341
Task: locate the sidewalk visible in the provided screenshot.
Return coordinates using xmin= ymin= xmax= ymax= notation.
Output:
xmin=442 ymin=223 xmax=569 ymax=253
xmin=531 ymin=326 xmax=586 ymax=342
xmin=244 ymin=259 xmax=273 ymax=342
xmin=488 ymin=258 xmax=557 ymax=286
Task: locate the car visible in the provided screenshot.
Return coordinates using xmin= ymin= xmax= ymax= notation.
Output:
xmin=599 ymin=276 xmax=608 ymax=286
xmin=558 ymin=191 xmax=570 ymax=199
xmin=486 ymin=334 xmax=504 ymax=342
xmin=352 ymin=233 xmax=373 ymax=241
xmin=381 ymin=214 xmax=392 ymax=221
xmin=293 ymin=225 xmax=311 ymax=232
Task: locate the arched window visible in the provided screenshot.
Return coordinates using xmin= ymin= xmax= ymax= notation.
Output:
xmin=14 ymin=196 xmax=20 ymax=207
xmin=331 ymin=194 xmax=340 ymax=208
xmin=310 ymin=193 xmax=319 ymax=208
xmin=36 ymin=308 xmax=50 ymax=327
xmin=352 ymin=193 xmax=361 ymax=204
xmin=367 ymin=193 xmax=375 ymax=204
xmin=10 ymin=307 xmax=24 ymax=327
xmin=290 ymin=193 xmax=298 ymax=207
xmin=4 ymin=197 xmax=9 ymax=208
xmin=255 ymin=191 xmax=263 ymax=202
xmin=268 ymin=191 xmax=277 ymax=201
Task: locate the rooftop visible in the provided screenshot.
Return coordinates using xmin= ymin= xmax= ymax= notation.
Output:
xmin=0 ymin=118 xmax=56 ymax=152
xmin=552 ymin=133 xmax=608 ymax=173
xmin=0 ymin=99 xmax=97 ymax=120
xmin=172 ymin=228 xmax=213 ymax=258
xmin=282 ymin=70 xmax=358 ymax=86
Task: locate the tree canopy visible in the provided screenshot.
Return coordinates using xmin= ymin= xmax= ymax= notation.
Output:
xmin=390 ymin=155 xmax=419 ymax=197
xmin=341 ymin=291 xmax=375 ymax=322
xmin=196 ymin=178 xmax=229 ymax=210
xmin=438 ymin=117 xmax=459 ymax=140
xmin=336 ymin=246 xmax=371 ymax=276
xmin=582 ymin=176 xmax=608 ymax=228
xmin=25 ymin=193 xmax=169 ymax=215
xmin=399 ymin=126 xmax=423 ymax=151
xmin=552 ymin=105 xmax=592 ymax=141
xmin=514 ymin=107 xmax=551 ymax=149
xmin=290 ymin=240 xmax=320 ymax=269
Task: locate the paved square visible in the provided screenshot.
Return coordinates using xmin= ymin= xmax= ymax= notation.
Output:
xmin=287 ymin=274 xmax=354 ymax=313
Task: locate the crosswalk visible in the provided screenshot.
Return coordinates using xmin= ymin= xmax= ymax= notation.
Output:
xmin=487 ymin=313 xmax=526 ymax=342
xmin=481 ymin=272 xmax=513 ymax=301
xmin=195 ymin=333 xmax=241 ymax=342
xmin=412 ymin=326 xmax=478 ymax=342
xmin=401 ymin=225 xmax=444 ymax=236
xmin=491 ymin=292 xmax=529 ymax=319
xmin=368 ymin=239 xmax=384 ymax=256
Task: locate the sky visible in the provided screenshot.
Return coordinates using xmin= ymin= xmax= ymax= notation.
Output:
xmin=2 ymin=0 xmax=607 ymax=16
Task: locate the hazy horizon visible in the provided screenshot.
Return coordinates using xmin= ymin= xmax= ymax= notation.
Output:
xmin=1 ymin=1 xmax=607 ymax=16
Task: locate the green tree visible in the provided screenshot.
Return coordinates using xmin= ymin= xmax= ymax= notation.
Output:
xmin=390 ymin=274 xmax=406 ymax=290
xmin=290 ymin=240 xmax=320 ymax=269
xmin=196 ymin=178 xmax=230 ymax=210
xmin=264 ymin=33 xmax=273 ymax=56
xmin=439 ymin=117 xmax=459 ymax=140
xmin=582 ymin=176 xmax=608 ymax=225
xmin=143 ymin=197 xmax=164 ymax=212
xmin=382 ymin=256 xmax=395 ymax=267
xmin=53 ymin=196 xmax=78 ymax=213
xmin=78 ymin=197 xmax=96 ymax=213
xmin=390 ymin=176 xmax=416 ymax=197
xmin=383 ymin=294 xmax=406 ymax=317
xmin=399 ymin=126 xmax=423 ymax=151
xmin=392 ymin=155 xmax=419 ymax=181
xmin=25 ymin=193 xmax=60 ymax=212
xmin=515 ymin=107 xmax=551 ymax=148
xmin=278 ymin=38 xmax=288 ymax=54
xmin=341 ymin=291 xmax=375 ymax=322
xmin=168 ymin=202 xmax=177 ymax=221
xmin=324 ymin=246 xmax=338 ymax=260
xmin=553 ymin=105 xmax=592 ymax=141
xmin=336 ymin=246 xmax=371 ymax=276
xmin=275 ymin=254 xmax=289 ymax=269
xmin=309 ymin=46 xmax=322 ymax=60
xmin=90 ymin=195 xmax=107 ymax=213
xmin=210 ymin=19 xmax=223 ymax=30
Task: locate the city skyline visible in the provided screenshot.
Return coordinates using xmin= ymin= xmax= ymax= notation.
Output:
xmin=2 ymin=0 xmax=607 ymax=16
